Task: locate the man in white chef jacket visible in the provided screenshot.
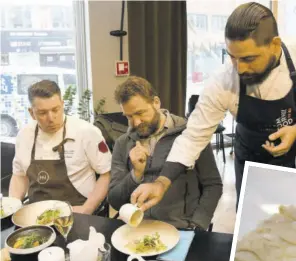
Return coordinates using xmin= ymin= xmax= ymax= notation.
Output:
xmin=129 ymin=2 xmax=296 ymax=210
xmin=9 ymin=80 xmax=112 ymax=214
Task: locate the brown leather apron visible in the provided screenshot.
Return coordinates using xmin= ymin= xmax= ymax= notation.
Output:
xmin=27 ymin=117 xmax=87 ymax=206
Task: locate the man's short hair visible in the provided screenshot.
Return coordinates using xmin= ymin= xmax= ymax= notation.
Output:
xmin=114 ymin=76 xmax=158 ymax=104
xmin=225 ymin=2 xmax=279 ymax=46
xmin=28 ymin=80 xmax=61 ymax=104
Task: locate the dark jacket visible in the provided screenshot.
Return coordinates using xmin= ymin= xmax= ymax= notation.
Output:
xmin=108 ymin=113 xmax=222 ymax=229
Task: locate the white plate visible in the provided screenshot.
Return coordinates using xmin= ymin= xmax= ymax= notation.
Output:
xmin=0 ymin=197 xmax=22 ymax=219
xmin=111 ymin=220 xmax=180 ymax=257
xmin=12 ymin=200 xmax=69 ymax=227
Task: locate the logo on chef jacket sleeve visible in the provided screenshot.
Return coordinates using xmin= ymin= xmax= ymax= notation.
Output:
xmin=37 ymin=171 xmax=50 ymax=184
xmin=275 ymin=108 xmax=294 ymax=129
xmin=98 ymin=141 xmax=109 ymax=153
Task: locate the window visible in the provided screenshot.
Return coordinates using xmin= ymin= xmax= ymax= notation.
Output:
xmin=39 ymin=46 xmax=75 ymax=69
xmin=1 ymin=54 xmax=9 ymax=66
xmin=188 ymin=14 xmax=208 ymax=31
xmin=1 ymin=9 xmax=6 ymax=28
xmin=196 ymin=14 xmax=208 ymax=30
xmin=4 ymin=6 xmax=32 ymax=29
xmin=63 ymin=74 xmax=76 ymax=87
xmin=10 ymin=7 xmax=23 ymax=28
xmin=212 ymin=15 xmax=228 ymax=32
xmin=278 ymin=0 xmax=296 ymax=40
xmin=23 ymin=7 xmax=32 ymax=28
xmin=51 ymin=7 xmax=72 ymax=28
xmin=17 ymin=74 xmax=59 ymax=95
xmin=0 ymin=1 xmax=87 ymax=140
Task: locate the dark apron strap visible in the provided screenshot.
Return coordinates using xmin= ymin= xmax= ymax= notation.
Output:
xmin=239 ymin=78 xmax=247 ymax=96
xmin=31 ymin=117 xmax=68 ymax=161
xmin=52 ymin=117 xmax=68 ymax=160
xmin=113 ymin=213 xmax=119 ymax=219
xmin=282 ymin=42 xmax=296 ymax=103
xmin=31 ymin=124 xmax=39 ymax=160
xmin=282 ymin=42 xmax=296 ymax=77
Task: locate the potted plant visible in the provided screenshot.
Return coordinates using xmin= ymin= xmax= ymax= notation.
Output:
xmin=63 ymin=85 xmax=106 ymax=122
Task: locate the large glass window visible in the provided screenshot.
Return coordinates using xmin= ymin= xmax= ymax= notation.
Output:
xmin=17 ymin=75 xmax=59 ymax=95
xmin=0 ymin=1 xmax=80 ymax=140
xmin=186 ymin=0 xmax=271 ymax=137
xmin=188 ymin=14 xmax=208 ymax=31
xmin=278 ymin=0 xmax=296 ymax=40
xmin=212 ymin=15 xmax=228 ymax=32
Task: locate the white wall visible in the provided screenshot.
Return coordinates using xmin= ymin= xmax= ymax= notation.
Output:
xmin=87 ymin=0 xmax=129 ymax=112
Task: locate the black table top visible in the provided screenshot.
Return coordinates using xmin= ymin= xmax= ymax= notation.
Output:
xmin=1 ymin=214 xmax=233 ymax=261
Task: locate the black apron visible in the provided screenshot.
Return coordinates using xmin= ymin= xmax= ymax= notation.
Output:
xmin=27 ymin=117 xmax=87 ymax=206
xmin=234 ymin=43 xmax=296 ymax=207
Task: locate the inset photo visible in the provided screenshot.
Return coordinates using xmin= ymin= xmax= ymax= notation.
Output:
xmin=230 ymin=161 xmax=296 ymax=261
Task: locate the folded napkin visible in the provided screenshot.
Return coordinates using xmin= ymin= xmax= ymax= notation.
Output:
xmin=67 ymin=227 xmax=106 ymax=261
xmin=157 ymin=230 xmax=195 ymax=261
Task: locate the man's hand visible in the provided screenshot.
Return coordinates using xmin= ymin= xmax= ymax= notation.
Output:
xmin=9 ymin=175 xmax=29 ymax=201
xmin=262 ymin=125 xmax=296 ymax=157
xmin=72 ymin=205 xmax=92 ymax=215
xmin=129 ymin=141 xmax=149 ymax=179
xmin=130 ymin=176 xmax=171 ymax=212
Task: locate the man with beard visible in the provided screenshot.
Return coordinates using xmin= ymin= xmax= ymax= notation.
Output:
xmin=129 ymin=2 xmax=296 ymax=211
xmin=108 ymin=76 xmax=222 ymax=230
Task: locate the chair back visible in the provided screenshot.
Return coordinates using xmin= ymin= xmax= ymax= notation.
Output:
xmin=94 ymin=112 xmax=128 ymax=152
xmin=188 ymin=95 xmax=200 ymax=117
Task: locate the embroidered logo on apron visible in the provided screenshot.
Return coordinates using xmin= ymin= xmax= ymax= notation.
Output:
xmin=37 ymin=171 xmax=50 ymax=184
xmin=275 ymin=108 xmax=293 ymax=129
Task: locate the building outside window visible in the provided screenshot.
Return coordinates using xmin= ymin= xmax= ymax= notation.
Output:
xmin=0 ymin=0 xmax=86 ymax=141
xmin=195 ymin=14 xmax=208 ymax=30
xmin=277 ymin=0 xmax=296 ymax=41
xmin=212 ymin=15 xmax=228 ymax=32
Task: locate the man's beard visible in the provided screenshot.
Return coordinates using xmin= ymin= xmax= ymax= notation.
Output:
xmin=132 ymin=110 xmax=161 ymax=138
xmin=239 ymin=55 xmax=277 ymax=85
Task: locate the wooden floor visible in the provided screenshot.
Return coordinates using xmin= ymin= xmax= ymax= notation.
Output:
xmin=110 ymin=147 xmax=237 ymax=234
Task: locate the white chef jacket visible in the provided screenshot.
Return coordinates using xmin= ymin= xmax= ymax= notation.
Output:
xmin=167 ymin=41 xmax=296 ymax=167
xmin=13 ymin=115 xmax=112 ymax=198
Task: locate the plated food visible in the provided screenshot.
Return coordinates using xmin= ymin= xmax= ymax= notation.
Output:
xmin=12 ymin=200 xmax=66 ymax=227
xmin=0 ymin=197 xmax=22 ymax=219
xmin=5 ymin=225 xmax=56 ymax=255
xmin=111 ymin=220 xmax=179 ymax=257
xmin=125 ymin=232 xmax=167 ymax=254
xmin=1 ymin=207 xmax=5 ymax=218
xmin=235 ymin=205 xmax=296 ymax=261
xmin=12 ymin=233 xmax=47 ymax=249
xmin=36 ymin=209 xmax=61 ymax=225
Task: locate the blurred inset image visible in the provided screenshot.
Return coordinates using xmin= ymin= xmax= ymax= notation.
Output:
xmin=231 ymin=162 xmax=296 ymax=261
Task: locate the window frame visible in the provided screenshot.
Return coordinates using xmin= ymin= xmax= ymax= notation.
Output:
xmin=72 ymin=0 xmax=90 ymax=101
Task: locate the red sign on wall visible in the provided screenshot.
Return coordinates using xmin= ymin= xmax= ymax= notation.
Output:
xmin=115 ymin=61 xmax=129 ymax=76
xmin=192 ymin=72 xmax=203 ymax=83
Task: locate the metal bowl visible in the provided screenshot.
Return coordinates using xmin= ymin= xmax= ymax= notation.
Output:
xmin=5 ymin=225 xmax=56 ymax=255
